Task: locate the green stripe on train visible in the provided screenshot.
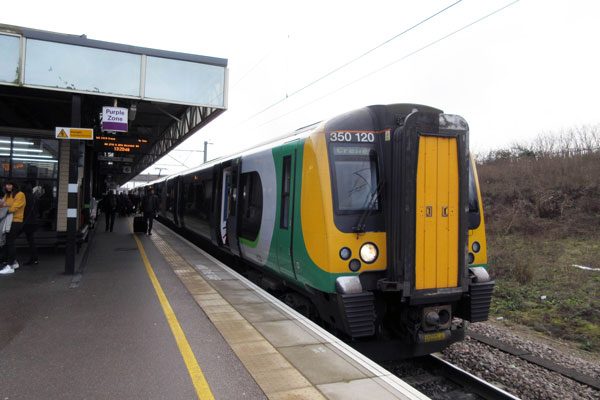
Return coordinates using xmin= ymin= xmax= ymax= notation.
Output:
xmin=263 ymin=140 xmax=356 ymax=294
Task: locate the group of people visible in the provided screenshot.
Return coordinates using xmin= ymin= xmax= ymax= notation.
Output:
xmin=0 ymin=182 xmax=161 ymax=276
xmin=0 ymin=181 xmax=39 ymax=275
xmin=101 ymin=187 xmax=159 ymax=235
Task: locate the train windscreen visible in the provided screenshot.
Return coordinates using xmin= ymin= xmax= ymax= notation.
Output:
xmin=332 ymin=146 xmax=380 ymax=212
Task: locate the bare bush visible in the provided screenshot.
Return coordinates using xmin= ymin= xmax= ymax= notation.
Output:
xmin=477 ymin=125 xmax=600 ymax=238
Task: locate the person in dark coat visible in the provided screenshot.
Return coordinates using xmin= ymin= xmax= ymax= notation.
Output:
xmin=22 ymin=184 xmax=39 ymax=265
xmin=141 ymin=187 xmax=159 ymax=235
xmin=102 ymin=190 xmax=117 ymax=232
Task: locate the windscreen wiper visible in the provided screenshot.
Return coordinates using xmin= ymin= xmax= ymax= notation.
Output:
xmin=352 ymin=180 xmax=383 ymax=236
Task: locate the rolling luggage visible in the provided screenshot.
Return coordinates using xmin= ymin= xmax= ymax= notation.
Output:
xmin=133 ymin=215 xmax=146 ymax=233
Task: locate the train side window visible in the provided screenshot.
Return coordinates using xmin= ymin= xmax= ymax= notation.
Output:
xmin=203 ymin=179 xmax=213 ymax=216
xmin=280 ymin=156 xmax=291 ymax=229
xmin=468 ymin=164 xmax=481 ymax=229
xmin=239 ymin=172 xmax=263 ymax=241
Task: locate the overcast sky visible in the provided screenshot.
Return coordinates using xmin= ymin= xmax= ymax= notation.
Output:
xmin=4 ymin=0 xmax=600 ymax=178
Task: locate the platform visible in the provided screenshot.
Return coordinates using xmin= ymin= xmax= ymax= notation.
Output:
xmin=0 ymin=217 xmax=428 ymax=399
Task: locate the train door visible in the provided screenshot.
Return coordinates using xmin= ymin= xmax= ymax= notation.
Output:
xmin=385 ymin=110 xmax=469 ymax=297
xmin=274 ymin=150 xmax=296 ymax=278
xmin=219 ymin=160 xmax=241 ymax=256
xmin=220 ymin=169 xmax=232 ymax=244
xmin=414 ymin=136 xmax=459 ymax=289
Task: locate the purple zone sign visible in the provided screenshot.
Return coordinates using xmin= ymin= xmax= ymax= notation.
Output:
xmin=102 ymin=106 xmax=128 ymax=132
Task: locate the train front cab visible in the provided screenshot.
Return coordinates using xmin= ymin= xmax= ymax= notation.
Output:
xmin=306 ymin=105 xmax=494 ymax=357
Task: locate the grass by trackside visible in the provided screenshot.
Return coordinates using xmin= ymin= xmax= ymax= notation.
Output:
xmin=487 ymin=233 xmax=600 ymax=352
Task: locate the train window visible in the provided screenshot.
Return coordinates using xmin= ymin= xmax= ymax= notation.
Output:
xmin=468 ymin=167 xmax=478 ymax=213
xmin=280 ymin=156 xmax=291 ymax=229
xmin=332 ymin=146 xmax=380 ymax=212
xmin=203 ymin=179 xmax=213 ymax=212
xmin=239 ymin=172 xmax=262 ymax=241
xmin=468 ymin=163 xmax=481 ymax=229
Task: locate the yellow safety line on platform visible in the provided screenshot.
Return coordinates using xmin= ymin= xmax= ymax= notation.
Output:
xmin=133 ymin=234 xmax=215 ymax=400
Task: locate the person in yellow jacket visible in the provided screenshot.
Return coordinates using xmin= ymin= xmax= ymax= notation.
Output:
xmin=0 ymin=181 xmax=26 ymax=275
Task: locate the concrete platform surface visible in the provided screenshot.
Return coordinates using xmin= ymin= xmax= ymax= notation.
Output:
xmin=0 ymin=217 xmax=265 ymax=400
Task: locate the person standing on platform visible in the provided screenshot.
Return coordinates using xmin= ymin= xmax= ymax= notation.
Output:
xmin=0 ymin=181 xmax=26 ymax=274
xmin=22 ymin=183 xmax=39 ymax=265
xmin=103 ymin=190 xmax=117 ymax=232
xmin=141 ymin=187 xmax=159 ymax=236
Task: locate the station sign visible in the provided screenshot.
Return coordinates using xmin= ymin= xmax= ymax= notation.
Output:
xmin=102 ymin=107 xmax=128 ymax=132
xmin=55 ymin=127 xmax=94 ymax=140
xmin=94 ymin=134 xmax=149 ymax=154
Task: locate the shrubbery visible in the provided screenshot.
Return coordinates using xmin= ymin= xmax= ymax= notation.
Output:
xmin=478 ymin=124 xmax=600 ymax=237
xmin=477 ymin=125 xmax=600 ymax=352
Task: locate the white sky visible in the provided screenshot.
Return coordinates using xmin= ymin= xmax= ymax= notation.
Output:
xmin=4 ymin=0 xmax=600 ymax=178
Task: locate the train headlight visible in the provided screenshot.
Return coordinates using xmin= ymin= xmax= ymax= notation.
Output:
xmin=468 ymin=252 xmax=475 ymax=264
xmin=339 ymin=247 xmax=352 ymax=260
xmin=359 ymin=243 xmax=378 ymax=264
xmin=472 ymin=241 xmax=481 ymax=253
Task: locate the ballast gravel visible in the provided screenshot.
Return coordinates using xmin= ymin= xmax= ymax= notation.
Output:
xmin=441 ymin=322 xmax=600 ymax=400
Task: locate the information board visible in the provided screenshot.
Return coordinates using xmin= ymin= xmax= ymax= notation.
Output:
xmin=94 ymin=134 xmax=149 ymax=153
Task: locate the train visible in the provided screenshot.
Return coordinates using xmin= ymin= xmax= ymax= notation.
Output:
xmin=135 ymin=103 xmax=494 ymax=358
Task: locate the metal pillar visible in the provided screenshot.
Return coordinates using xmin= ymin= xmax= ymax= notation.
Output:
xmin=203 ymin=140 xmax=208 ymax=163
xmin=65 ymin=94 xmax=81 ymax=275
xmin=83 ymin=143 xmax=92 ymax=225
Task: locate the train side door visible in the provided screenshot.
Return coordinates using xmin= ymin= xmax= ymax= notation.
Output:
xmin=219 ymin=160 xmax=241 ymax=256
xmin=220 ymin=168 xmax=231 ymax=244
xmin=275 ymin=150 xmax=296 ymax=278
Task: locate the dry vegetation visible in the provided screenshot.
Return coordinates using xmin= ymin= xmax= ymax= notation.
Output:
xmin=477 ymin=125 xmax=600 ymax=352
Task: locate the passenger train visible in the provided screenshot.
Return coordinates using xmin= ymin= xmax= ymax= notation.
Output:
xmin=137 ymin=104 xmax=494 ymax=357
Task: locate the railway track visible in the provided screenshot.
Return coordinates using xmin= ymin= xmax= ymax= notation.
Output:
xmin=390 ymin=328 xmax=600 ymax=399
xmin=382 ymin=354 xmax=519 ymax=400
xmin=465 ymin=330 xmax=600 ymax=391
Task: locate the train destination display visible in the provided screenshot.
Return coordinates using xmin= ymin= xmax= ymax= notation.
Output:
xmin=95 ymin=134 xmax=149 ymax=153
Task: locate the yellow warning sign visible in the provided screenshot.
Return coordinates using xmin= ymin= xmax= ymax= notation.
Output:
xmin=55 ymin=127 xmax=94 ymax=140
xmin=70 ymin=128 xmax=94 ymax=140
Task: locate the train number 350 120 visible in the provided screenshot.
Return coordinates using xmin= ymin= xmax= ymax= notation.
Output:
xmin=329 ymin=132 xmax=375 ymax=143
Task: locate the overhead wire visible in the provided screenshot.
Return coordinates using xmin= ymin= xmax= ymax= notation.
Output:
xmin=243 ymin=0 xmax=465 ymax=123
xmin=255 ymin=0 xmax=521 ymax=129
xmin=173 ymin=0 xmax=465 ymax=168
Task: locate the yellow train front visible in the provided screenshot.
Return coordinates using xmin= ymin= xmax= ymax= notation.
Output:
xmin=304 ymin=104 xmax=494 ymax=358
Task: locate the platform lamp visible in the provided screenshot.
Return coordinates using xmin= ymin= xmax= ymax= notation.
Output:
xmin=128 ymin=103 xmax=137 ymax=121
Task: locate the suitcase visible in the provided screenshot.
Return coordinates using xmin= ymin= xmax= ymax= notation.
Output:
xmin=133 ymin=216 xmax=146 ymax=233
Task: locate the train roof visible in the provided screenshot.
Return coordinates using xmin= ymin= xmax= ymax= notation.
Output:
xmin=141 ymin=120 xmax=322 ymax=186
xmin=137 ymin=103 xmax=461 ymax=188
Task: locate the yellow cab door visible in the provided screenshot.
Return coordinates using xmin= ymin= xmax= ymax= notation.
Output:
xmin=414 ymin=135 xmax=459 ymax=290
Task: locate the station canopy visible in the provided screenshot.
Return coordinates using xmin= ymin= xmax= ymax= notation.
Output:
xmin=0 ymin=24 xmax=228 ymax=184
